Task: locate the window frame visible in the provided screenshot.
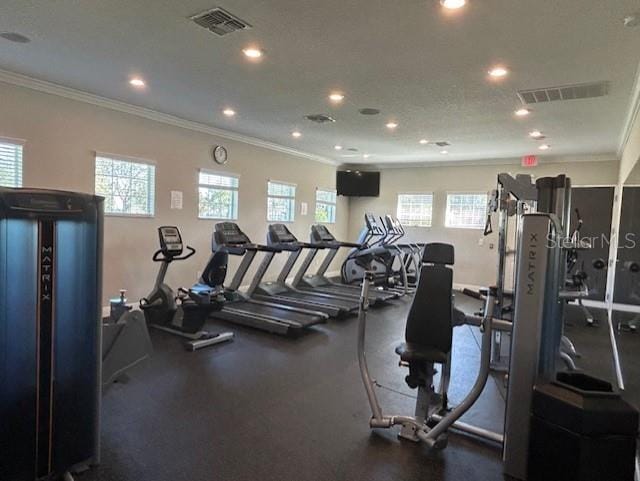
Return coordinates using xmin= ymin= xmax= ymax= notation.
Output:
xmin=444 ymin=191 xmax=488 ymax=230
xmin=94 ymin=152 xmax=156 ymax=218
xmin=267 ymin=180 xmax=297 ymax=223
xmin=315 ymin=188 xmax=337 ymax=224
xmin=197 ymin=169 xmax=240 ymax=220
xmin=396 ymin=192 xmax=434 ymax=228
xmin=0 ymin=137 xmax=25 ymax=188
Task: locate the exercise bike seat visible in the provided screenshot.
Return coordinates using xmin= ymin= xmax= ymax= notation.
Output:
xmin=395 ymin=342 xmax=448 ymax=364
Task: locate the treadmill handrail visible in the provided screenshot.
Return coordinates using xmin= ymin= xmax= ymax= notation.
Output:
xmin=234 ymin=242 xmax=282 ymax=253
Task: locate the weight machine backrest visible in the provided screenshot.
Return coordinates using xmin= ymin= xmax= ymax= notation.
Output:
xmin=405 ymin=243 xmax=455 ymax=356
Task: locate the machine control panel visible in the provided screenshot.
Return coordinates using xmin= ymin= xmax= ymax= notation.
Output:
xmin=215 ymin=222 xmax=251 ymax=245
xmin=269 ymin=224 xmax=297 ymax=243
xmin=312 ymin=224 xmax=335 ymax=242
xmin=158 ymin=226 xmax=184 ymax=255
xmin=365 ymin=213 xmax=385 ymax=235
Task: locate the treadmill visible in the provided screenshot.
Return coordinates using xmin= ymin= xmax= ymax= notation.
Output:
xmin=208 ymin=222 xmax=328 ymax=335
xmin=291 ymin=224 xmax=398 ymax=303
xmin=250 ymin=224 xmax=360 ymax=317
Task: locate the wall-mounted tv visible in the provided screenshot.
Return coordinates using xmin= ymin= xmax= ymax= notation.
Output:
xmin=336 ymin=170 xmax=380 ymax=197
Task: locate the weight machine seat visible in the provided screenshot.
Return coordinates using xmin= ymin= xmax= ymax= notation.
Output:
xmin=395 ymin=243 xmax=455 ymax=364
xmin=395 ymin=342 xmax=448 ymax=364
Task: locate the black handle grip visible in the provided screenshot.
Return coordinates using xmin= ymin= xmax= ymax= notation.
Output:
xmin=175 ymin=245 xmax=196 ymax=261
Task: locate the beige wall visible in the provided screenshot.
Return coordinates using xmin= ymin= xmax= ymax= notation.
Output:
xmin=0 ymin=81 xmax=348 ymax=305
xmin=348 ymin=160 xmax=619 ymax=288
xmin=625 ymin=160 xmax=640 ymax=184
xmin=619 ymin=108 xmax=640 ymax=183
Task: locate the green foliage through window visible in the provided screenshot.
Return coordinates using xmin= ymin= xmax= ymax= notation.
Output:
xmin=315 ymin=189 xmax=337 ymax=223
xmin=267 ymin=181 xmax=296 ymax=222
xmin=95 ymin=156 xmax=155 ymax=216
xmin=199 ymin=171 xmax=239 ymax=220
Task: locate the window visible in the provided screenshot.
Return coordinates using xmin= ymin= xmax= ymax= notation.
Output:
xmin=396 ymin=193 xmax=433 ymax=227
xmin=95 ymin=155 xmax=155 ymax=216
xmin=0 ymin=140 xmax=23 ymax=188
xmin=315 ymin=189 xmax=337 ymax=223
xmin=267 ymin=181 xmax=296 ymax=222
xmin=445 ymin=193 xmax=488 ymax=229
xmin=198 ymin=171 xmax=239 ymax=220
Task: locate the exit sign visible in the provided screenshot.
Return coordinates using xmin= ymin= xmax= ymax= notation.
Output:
xmin=522 ymin=155 xmax=538 ymax=167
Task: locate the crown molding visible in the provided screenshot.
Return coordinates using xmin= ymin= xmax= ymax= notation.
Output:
xmin=618 ymin=60 xmax=640 ymax=158
xmin=352 ymin=153 xmax=617 ymax=170
xmin=0 ymin=68 xmax=337 ymax=166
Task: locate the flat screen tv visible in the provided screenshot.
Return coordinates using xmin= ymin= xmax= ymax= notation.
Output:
xmin=336 ymin=171 xmax=380 ymax=197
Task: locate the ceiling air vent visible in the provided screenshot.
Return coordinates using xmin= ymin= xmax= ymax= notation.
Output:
xmin=518 ymin=81 xmax=609 ymax=105
xmin=190 ymin=8 xmax=251 ymax=36
xmin=434 ymin=141 xmax=450 ymax=147
xmin=305 ymin=114 xmax=336 ymax=124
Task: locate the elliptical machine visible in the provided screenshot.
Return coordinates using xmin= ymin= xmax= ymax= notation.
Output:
xmin=140 ymin=226 xmax=234 ymax=351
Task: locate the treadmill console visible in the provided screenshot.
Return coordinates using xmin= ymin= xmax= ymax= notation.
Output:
xmin=365 ymin=213 xmax=384 ymax=235
xmin=158 ymin=226 xmax=184 ymax=256
xmin=311 ymin=224 xmax=336 ymax=242
xmin=215 ymin=222 xmax=251 ymax=245
xmin=385 ymin=215 xmax=402 ymax=234
xmin=269 ymin=224 xmax=297 ymax=244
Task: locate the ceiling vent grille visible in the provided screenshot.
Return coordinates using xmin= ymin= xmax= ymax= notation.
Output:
xmin=434 ymin=141 xmax=450 ymax=147
xmin=305 ymin=114 xmax=336 ymax=124
xmin=517 ymin=81 xmax=609 ymax=104
xmin=190 ymin=8 xmax=251 ymax=36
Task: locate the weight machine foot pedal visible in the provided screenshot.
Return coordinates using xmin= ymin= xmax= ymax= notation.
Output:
xmin=398 ymin=424 xmax=421 ymax=442
xmin=185 ymin=331 xmax=234 ymax=351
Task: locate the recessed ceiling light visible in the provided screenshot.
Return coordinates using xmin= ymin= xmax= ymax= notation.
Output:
xmin=129 ymin=77 xmax=146 ymax=88
xmin=488 ymin=66 xmax=509 ymax=78
xmin=242 ymin=47 xmax=263 ymax=59
xmin=515 ymin=108 xmax=531 ymax=117
xmin=334 ymin=145 xmax=343 ymax=150
xmin=386 ymin=122 xmax=398 ymax=129
xmin=624 ymin=14 xmax=639 ymax=28
xmin=440 ymin=150 xmax=449 ymax=154
xmin=0 ymin=32 xmax=31 ymax=43
xmin=529 ymin=130 xmax=543 ymax=138
xmin=440 ymin=0 xmax=466 ymax=9
xmin=223 ymin=108 xmax=236 ymax=117
xmin=292 ymin=131 xmax=302 ymax=138
xmin=363 ymin=154 xmax=370 ymax=159
xmin=419 ymin=139 xmax=429 ymax=145
xmin=329 ymin=93 xmax=345 ymax=102
xmin=539 ymin=144 xmax=550 ymax=150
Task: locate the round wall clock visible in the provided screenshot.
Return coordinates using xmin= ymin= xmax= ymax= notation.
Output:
xmin=213 ymin=145 xmax=228 ymax=165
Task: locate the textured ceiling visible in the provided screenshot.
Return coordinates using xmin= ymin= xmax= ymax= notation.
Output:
xmin=1 ymin=0 xmax=639 ymax=165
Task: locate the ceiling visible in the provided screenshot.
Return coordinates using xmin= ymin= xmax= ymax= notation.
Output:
xmin=1 ymin=0 xmax=639 ymax=165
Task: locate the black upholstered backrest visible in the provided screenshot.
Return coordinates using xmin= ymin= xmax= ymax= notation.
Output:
xmin=405 ymin=243 xmax=454 ymax=354
xmin=422 ymin=242 xmax=454 ymax=265
xmin=200 ymin=251 xmax=229 ymax=288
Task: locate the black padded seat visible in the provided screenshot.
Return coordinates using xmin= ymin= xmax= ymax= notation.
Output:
xmin=395 ymin=342 xmax=448 ymax=364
